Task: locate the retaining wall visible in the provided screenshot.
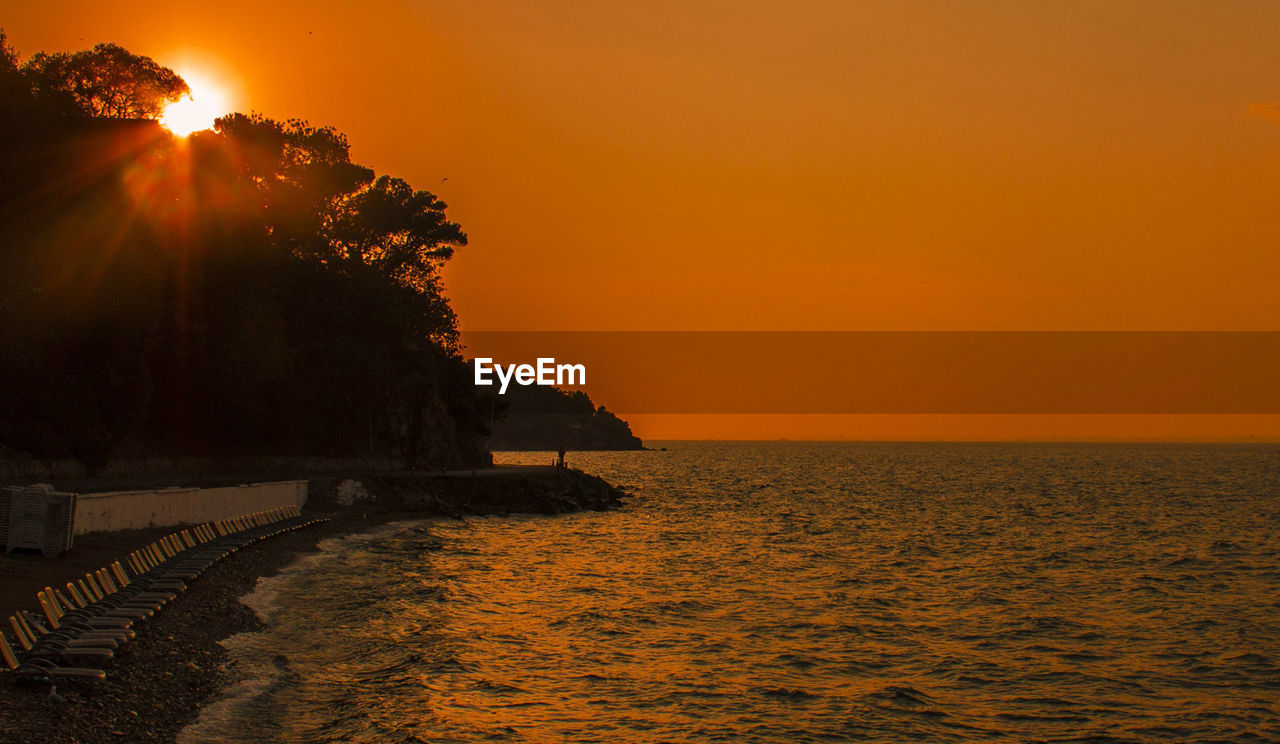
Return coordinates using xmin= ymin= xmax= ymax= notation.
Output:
xmin=72 ymin=481 xmax=308 ymax=535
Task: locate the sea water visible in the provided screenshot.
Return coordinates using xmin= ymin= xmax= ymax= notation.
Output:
xmin=178 ymin=442 xmax=1280 ymax=743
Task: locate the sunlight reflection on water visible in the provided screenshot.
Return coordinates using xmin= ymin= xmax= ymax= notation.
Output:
xmin=180 ymin=442 xmax=1280 ymax=743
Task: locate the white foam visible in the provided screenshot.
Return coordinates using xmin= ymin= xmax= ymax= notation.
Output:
xmin=175 ymin=666 xmax=278 ymax=744
xmin=177 ymin=518 xmax=433 ymax=742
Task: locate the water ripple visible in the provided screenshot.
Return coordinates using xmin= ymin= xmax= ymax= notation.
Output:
xmin=181 ymin=443 xmax=1280 ymax=743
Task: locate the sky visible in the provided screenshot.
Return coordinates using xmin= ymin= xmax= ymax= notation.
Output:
xmin=7 ymin=1 xmax=1280 ymax=440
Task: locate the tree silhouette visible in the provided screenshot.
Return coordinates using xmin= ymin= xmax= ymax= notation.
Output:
xmin=0 ymin=30 xmax=81 ymax=140
xmin=0 ymin=30 xmax=16 ymax=73
xmin=21 ymin=42 xmax=188 ymax=118
xmin=213 ymin=113 xmax=374 ymax=253
xmin=0 ymin=38 xmax=493 ymax=470
xmin=325 ymin=174 xmax=467 ymax=293
xmin=213 ymin=114 xmax=466 ymax=300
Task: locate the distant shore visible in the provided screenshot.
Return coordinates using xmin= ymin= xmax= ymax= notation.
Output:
xmin=0 ymin=467 xmax=627 ymax=744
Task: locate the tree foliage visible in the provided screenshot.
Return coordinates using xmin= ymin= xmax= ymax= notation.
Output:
xmin=488 ymin=387 xmax=643 ymax=451
xmin=325 ymin=174 xmax=467 ymax=290
xmin=21 ymin=42 xmax=189 ymax=119
xmin=0 ymin=37 xmax=487 ymax=470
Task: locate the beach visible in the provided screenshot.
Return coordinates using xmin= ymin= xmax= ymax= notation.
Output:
xmin=5 ymin=445 xmax=1279 ymax=742
xmin=0 ymin=468 xmax=625 ymax=744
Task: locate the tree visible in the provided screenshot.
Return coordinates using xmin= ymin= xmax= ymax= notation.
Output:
xmin=215 ymin=113 xmax=466 ymax=304
xmin=0 ymin=30 xmax=79 ymax=139
xmin=213 ymin=113 xmax=374 ymax=252
xmin=0 ymin=30 xmax=31 ymax=129
xmin=325 ymin=175 xmax=467 ymax=293
xmin=0 ymin=30 xmax=17 ymax=72
xmin=21 ymin=43 xmax=188 ymax=119
xmin=0 ymin=39 xmax=491 ymax=470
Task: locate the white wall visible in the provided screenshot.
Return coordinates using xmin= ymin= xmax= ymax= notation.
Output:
xmin=73 ymin=481 xmax=308 ymax=535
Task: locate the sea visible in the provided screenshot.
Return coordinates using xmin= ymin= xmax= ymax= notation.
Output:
xmin=177 ymin=442 xmax=1280 ymax=743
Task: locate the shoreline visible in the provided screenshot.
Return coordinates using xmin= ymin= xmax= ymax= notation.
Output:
xmin=0 ymin=468 xmax=627 ymax=744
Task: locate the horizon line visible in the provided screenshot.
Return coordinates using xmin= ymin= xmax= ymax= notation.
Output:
xmin=625 ymin=438 xmax=1280 ymax=444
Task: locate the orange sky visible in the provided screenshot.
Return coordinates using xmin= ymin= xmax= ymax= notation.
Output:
xmin=8 ymin=2 xmax=1280 ymax=439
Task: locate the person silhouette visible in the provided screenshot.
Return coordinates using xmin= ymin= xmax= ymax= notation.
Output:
xmin=557 ymin=444 xmax=567 ymax=470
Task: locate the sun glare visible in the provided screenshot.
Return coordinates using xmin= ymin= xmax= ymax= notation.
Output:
xmin=160 ymin=71 xmax=229 ymax=137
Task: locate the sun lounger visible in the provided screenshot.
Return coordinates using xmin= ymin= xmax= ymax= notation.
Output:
xmin=69 ymin=576 xmax=158 ymax=621
xmin=35 ymin=594 xmax=132 ymax=646
xmin=1 ymin=631 xmax=105 ymax=683
xmin=8 ymin=614 xmax=116 ymax=663
xmin=53 ymin=586 xmax=146 ymax=626
xmin=2 ymin=505 xmax=320 ymax=686
xmin=82 ymin=573 xmax=164 ymax=613
xmin=111 ymin=561 xmax=183 ymax=597
xmin=10 ymin=613 xmax=117 ymax=651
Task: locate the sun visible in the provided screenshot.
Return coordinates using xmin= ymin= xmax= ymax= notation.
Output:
xmin=160 ymin=70 xmax=230 ymax=137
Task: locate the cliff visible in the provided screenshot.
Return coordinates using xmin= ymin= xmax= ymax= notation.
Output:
xmin=487 ymin=387 xmax=643 ymax=451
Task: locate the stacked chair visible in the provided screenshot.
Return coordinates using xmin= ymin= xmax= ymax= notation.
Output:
xmin=1 ymin=505 xmax=325 ymax=685
xmin=0 ymin=485 xmax=16 ymax=549
xmin=3 ymin=485 xmax=78 ymax=557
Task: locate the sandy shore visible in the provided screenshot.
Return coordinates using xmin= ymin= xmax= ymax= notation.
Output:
xmin=0 ymin=468 xmax=627 ymax=744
